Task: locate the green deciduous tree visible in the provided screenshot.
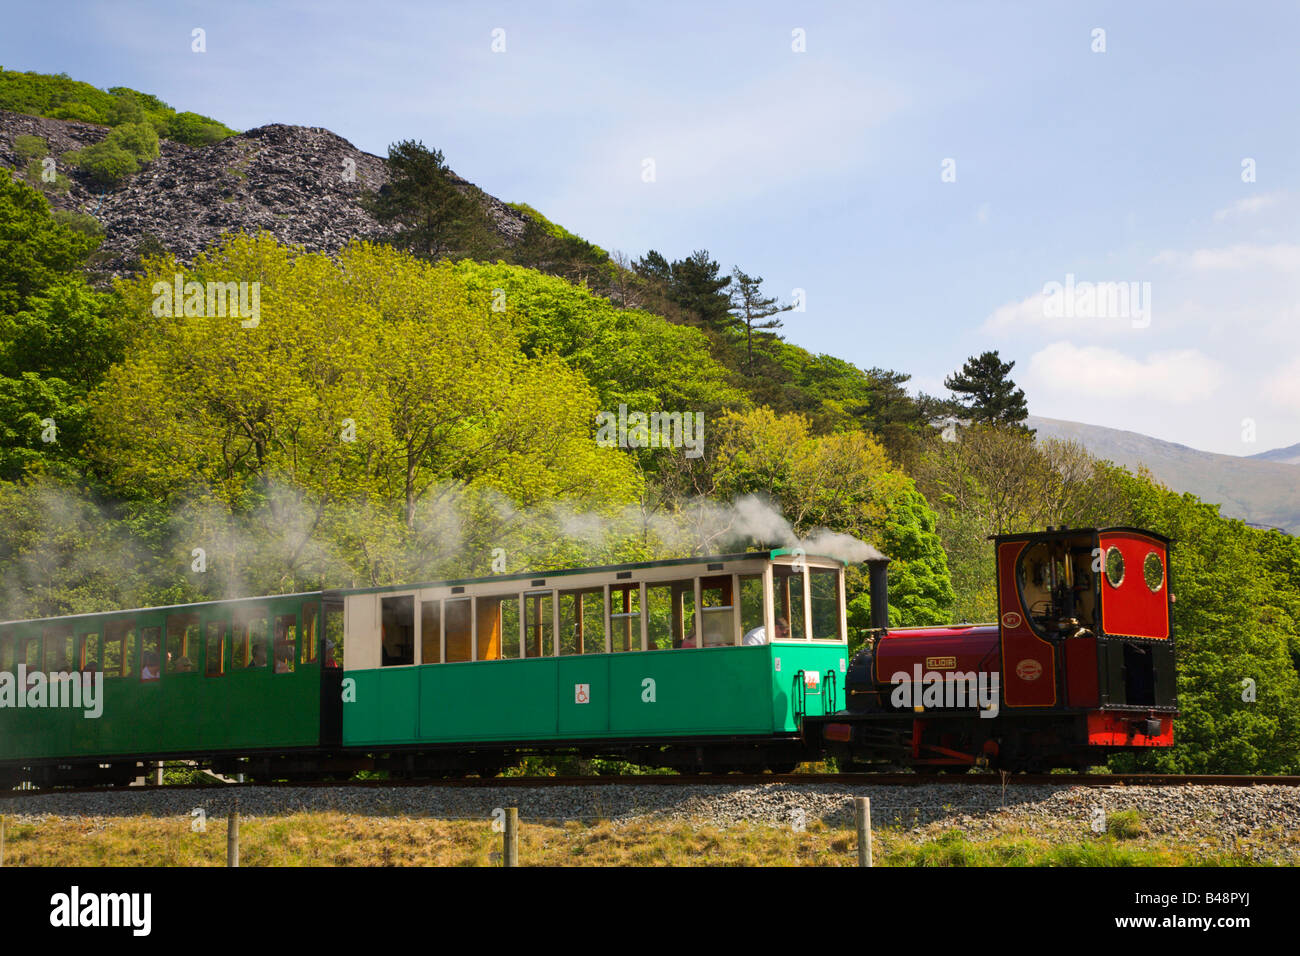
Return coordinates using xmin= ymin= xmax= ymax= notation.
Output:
xmin=1104 ymin=467 xmax=1300 ymax=774
xmin=0 ymin=176 xmax=116 ymax=478
xmin=91 ymin=234 xmax=640 ymax=588
xmin=913 ymin=424 xmax=1129 ymax=622
xmin=165 ymin=111 xmax=230 ymax=147
xmin=0 ymin=176 xmax=100 ymax=315
xmin=711 ymin=407 xmax=953 ymax=628
xmin=451 ymin=260 xmax=746 ymax=421
xmin=0 ymin=68 xmax=234 ymax=144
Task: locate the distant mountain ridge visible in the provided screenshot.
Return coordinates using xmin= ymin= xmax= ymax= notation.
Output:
xmin=1250 ymin=442 xmax=1300 ymax=465
xmin=1027 ymin=416 xmax=1300 ymax=534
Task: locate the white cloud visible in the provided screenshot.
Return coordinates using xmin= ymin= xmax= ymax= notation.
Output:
xmin=1264 ymin=356 xmax=1300 ymax=411
xmin=982 ymin=280 xmax=1153 ymax=336
xmin=1026 ymin=342 xmax=1223 ymax=404
xmin=1212 ymin=191 xmax=1287 ymax=222
xmin=1151 ymin=243 xmax=1300 ymax=271
xmin=983 ymin=292 xmax=1049 ymax=332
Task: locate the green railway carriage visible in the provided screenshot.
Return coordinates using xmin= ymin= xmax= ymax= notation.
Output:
xmin=338 ymin=550 xmax=848 ymax=773
xmin=0 ymin=592 xmax=331 ymax=786
xmin=0 ymin=550 xmax=850 ymax=784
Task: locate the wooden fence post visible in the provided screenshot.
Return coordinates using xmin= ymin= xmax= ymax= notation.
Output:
xmin=227 ymin=811 xmax=240 ymax=867
xmin=855 ymin=797 xmax=873 ymax=867
xmin=504 ymin=807 xmax=518 ymax=867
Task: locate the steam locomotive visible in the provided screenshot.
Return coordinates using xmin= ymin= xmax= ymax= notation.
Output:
xmin=808 ymin=526 xmax=1178 ymax=771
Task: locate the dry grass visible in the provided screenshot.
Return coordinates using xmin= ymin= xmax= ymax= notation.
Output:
xmin=0 ymin=813 xmax=1288 ymax=866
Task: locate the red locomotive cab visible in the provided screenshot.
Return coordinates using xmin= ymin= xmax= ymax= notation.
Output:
xmin=993 ymin=526 xmax=1177 ymax=738
xmin=815 ymin=525 xmax=1177 ymax=771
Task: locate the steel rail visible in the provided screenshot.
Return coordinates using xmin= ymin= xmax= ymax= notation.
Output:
xmin=6 ymin=772 xmax=1300 ymax=798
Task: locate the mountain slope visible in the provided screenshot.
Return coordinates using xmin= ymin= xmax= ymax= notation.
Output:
xmin=1028 ymin=416 xmax=1300 ymax=533
xmin=1250 ymin=442 xmax=1300 ymax=465
xmin=0 ymin=108 xmax=529 ymax=275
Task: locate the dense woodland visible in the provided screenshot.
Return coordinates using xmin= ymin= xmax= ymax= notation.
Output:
xmin=1 ymin=74 xmax=1298 ymax=774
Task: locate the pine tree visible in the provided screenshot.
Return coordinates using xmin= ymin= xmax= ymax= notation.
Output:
xmin=633 ymin=249 xmax=672 ymax=284
xmin=364 ymin=140 xmax=502 ymax=261
xmin=943 ymin=350 xmax=1030 ymax=426
xmin=668 ymin=250 xmax=731 ymax=329
xmin=727 ymin=268 xmax=792 ymax=372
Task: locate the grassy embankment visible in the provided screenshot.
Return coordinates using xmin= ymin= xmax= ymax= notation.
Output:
xmin=0 ymin=809 xmax=1289 ymax=866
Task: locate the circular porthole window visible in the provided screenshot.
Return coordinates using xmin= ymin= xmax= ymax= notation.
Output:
xmin=1143 ymin=551 xmax=1164 ymax=593
xmin=1104 ymin=546 xmax=1125 ymax=588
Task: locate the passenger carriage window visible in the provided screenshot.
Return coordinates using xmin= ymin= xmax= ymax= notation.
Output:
xmin=302 ymin=603 xmax=319 ymax=664
xmin=810 ymin=568 xmax=842 ymax=641
xmin=420 ymin=600 xmax=442 ymax=664
xmin=0 ymin=632 xmax=13 ymax=673
xmin=273 ymin=614 xmax=297 ymax=673
xmin=475 ymin=596 xmax=506 ymax=661
xmin=232 ymin=613 xmax=268 ymax=669
xmin=324 ymin=603 xmax=343 ymax=668
xmin=79 ymin=631 xmax=99 ymax=672
xmin=773 ymin=567 xmax=806 ymax=640
xmin=560 ymin=588 xmax=605 ymax=655
xmin=103 ymin=619 xmax=137 ymax=678
xmin=739 ymin=575 xmax=766 ymax=644
xmin=444 ymin=598 xmax=472 ymax=663
xmin=523 ymin=591 xmax=553 ymax=658
xmin=140 ymin=626 xmax=162 ymax=680
xmin=609 ymin=584 xmax=641 ymax=653
xmin=22 ymin=635 xmax=41 ymax=672
xmin=230 ymin=618 xmax=249 ymax=668
xmin=102 ymin=632 xmax=121 ymax=677
xmin=381 ymin=596 xmax=414 ymax=666
xmin=166 ymin=612 xmax=200 ymax=673
xmin=44 ymin=627 xmax=74 ymax=673
xmin=646 ymin=581 xmax=696 ymax=649
xmin=205 ymin=620 xmax=227 ymax=677
xmin=699 ymin=576 xmax=735 ymax=647
xmin=474 ymin=595 xmax=520 ymax=660
xmin=500 ymin=596 xmax=520 ymax=659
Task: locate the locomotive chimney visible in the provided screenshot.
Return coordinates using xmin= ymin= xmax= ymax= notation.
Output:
xmin=866 ymin=556 xmax=891 ymax=631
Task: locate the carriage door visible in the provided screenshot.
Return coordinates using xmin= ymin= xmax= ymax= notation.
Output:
xmin=794 ymin=666 xmax=825 ymax=721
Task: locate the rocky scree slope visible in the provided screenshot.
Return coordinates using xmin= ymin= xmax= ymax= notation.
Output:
xmin=0 ymin=108 xmax=529 ymax=275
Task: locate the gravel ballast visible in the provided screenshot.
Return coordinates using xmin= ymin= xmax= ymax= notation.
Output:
xmin=3 ymin=781 xmax=1296 ymax=848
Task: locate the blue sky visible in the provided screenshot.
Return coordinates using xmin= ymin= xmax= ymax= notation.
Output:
xmin=5 ymin=1 xmax=1299 ymax=454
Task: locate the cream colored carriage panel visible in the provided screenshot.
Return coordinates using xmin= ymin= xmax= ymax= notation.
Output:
xmin=343 ymin=593 xmax=380 ymax=670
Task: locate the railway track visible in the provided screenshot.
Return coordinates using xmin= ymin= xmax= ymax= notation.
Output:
xmin=6 ymin=772 xmax=1300 ymax=798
